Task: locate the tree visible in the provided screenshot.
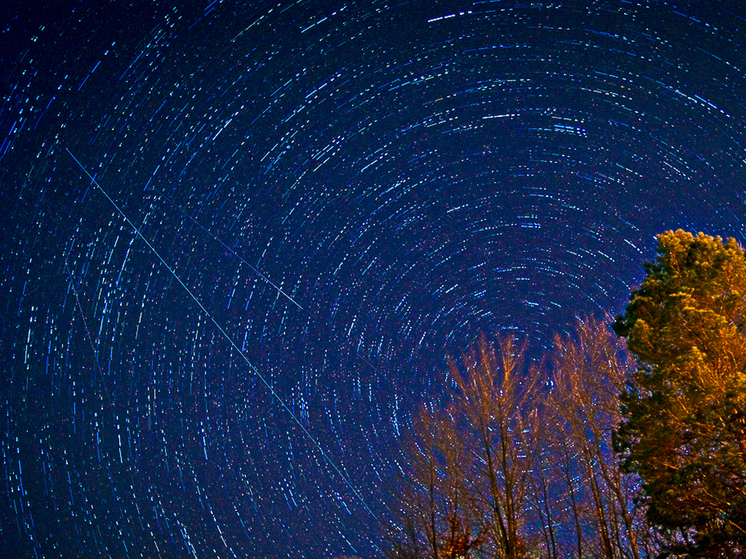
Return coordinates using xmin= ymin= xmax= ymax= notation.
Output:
xmin=447 ymin=335 xmax=542 ymax=558
xmin=387 ymin=326 xmax=654 ymax=559
xmin=614 ymin=230 xmax=746 ymax=557
xmin=388 ymin=403 xmax=480 ymax=559
xmin=387 ymin=335 xmax=542 ymax=559
xmin=546 ymin=317 xmax=652 ymax=559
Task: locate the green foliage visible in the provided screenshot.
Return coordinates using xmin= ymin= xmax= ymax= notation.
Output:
xmin=614 ymin=230 xmax=746 ymax=557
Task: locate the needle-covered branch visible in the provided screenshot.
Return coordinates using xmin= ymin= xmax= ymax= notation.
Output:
xmin=614 ymin=230 xmax=746 ymax=557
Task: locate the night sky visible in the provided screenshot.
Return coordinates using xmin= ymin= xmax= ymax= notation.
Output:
xmin=2 ymin=1 xmax=746 ymax=557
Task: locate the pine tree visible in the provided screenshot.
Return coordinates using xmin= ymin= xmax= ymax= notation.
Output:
xmin=614 ymin=230 xmax=746 ymax=557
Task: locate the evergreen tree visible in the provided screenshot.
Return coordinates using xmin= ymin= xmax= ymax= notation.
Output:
xmin=614 ymin=230 xmax=746 ymax=557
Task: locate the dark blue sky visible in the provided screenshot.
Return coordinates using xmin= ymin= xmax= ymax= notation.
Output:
xmin=2 ymin=1 xmax=746 ymax=557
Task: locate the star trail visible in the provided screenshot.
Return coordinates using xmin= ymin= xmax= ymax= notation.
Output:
xmin=2 ymin=1 xmax=746 ymax=558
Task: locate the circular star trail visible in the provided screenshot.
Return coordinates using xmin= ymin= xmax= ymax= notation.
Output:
xmin=2 ymin=1 xmax=746 ymax=557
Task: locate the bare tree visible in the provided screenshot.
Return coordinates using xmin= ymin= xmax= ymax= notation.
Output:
xmin=447 ymin=334 xmax=543 ymax=558
xmin=546 ymin=317 xmax=652 ymax=558
xmin=387 ymin=321 xmax=656 ymax=559
xmin=388 ymin=402 xmax=479 ymax=559
xmin=387 ymin=335 xmax=542 ymax=558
